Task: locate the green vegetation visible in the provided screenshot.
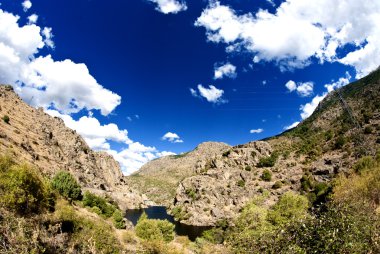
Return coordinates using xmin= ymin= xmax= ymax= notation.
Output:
xmin=0 ymin=157 xmax=54 ymax=215
xmin=257 ymin=153 xmax=279 ymax=168
xmin=244 ymin=165 xmax=252 ymax=171
xmin=185 ymin=188 xmax=197 ymax=200
xmin=113 ymin=209 xmax=126 ymax=229
xmin=51 ymin=171 xmax=82 ymax=200
xmin=261 ymin=169 xmax=272 ymax=181
xmin=2 ymin=115 xmax=9 ymax=124
xmin=82 ymin=191 xmax=117 ymax=218
xmin=237 ymin=179 xmax=245 ymax=187
xmin=135 ymin=212 xmax=175 ymax=242
xmin=353 ymin=156 xmax=377 ymax=173
xmin=272 ymin=181 xmax=282 ymax=189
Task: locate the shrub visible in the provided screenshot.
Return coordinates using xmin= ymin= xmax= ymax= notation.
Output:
xmin=353 ymin=156 xmax=377 ymax=174
xmin=334 ymin=136 xmax=346 ymax=149
xmin=364 ymin=126 xmax=373 ymax=134
xmin=113 ymin=209 xmax=126 ymax=229
xmin=245 ymin=165 xmax=252 ymax=171
xmin=267 ymin=192 xmax=309 ymax=226
xmin=261 ymin=169 xmax=272 ymax=181
xmin=51 ymin=171 xmax=82 ymax=200
xmin=83 ymin=191 xmax=116 ymax=218
xmin=272 ymin=181 xmax=282 ymax=189
xmin=202 ymin=228 xmax=225 ymax=244
xmin=0 ymin=163 xmax=53 ymax=214
xmin=135 ymin=212 xmax=175 ymax=242
xmin=237 ymin=179 xmax=245 ymax=187
xmin=185 ymin=188 xmax=196 ymax=200
xmin=2 ymin=115 xmax=9 ymax=124
xmin=257 ymin=153 xmax=279 ymax=168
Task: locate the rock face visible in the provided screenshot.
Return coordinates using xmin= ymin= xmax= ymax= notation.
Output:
xmin=127 ymin=142 xmax=231 ymax=206
xmin=0 ymin=85 xmax=145 ymax=210
xmin=170 ymin=71 xmax=380 ymax=226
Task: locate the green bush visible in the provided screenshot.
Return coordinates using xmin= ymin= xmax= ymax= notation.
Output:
xmin=257 ymin=153 xmax=279 ymax=168
xmin=272 ymin=181 xmax=282 ymax=189
xmin=237 ymin=179 xmax=245 ymax=187
xmin=185 ymin=188 xmax=196 ymax=200
xmin=135 ymin=212 xmax=175 ymax=242
xmin=0 ymin=163 xmax=53 ymax=214
xmin=364 ymin=126 xmax=373 ymax=134
xmin=83 ymin=191 xmax=116 ymax=218
xmin=245 ymin=165 xmax=252 ymax=171
xmin=353 ymin=156 xmax=377 ymax=174
xmin=334 ymin=135 xmax=346 ymax=149
xmin=51 ymin=171 xmax=82 ymax=200
xmin=267 ymin=192 xmax=309 ymax=226
xmin=261 ymin=169 xmax=272 ymax=181
xmin=113 ymin=209 xmax=126 ymax=229
xmin=202 ymin=228 xmax=225 ymax=244
xmin=2 ymin=115 xmax=9 ymax=124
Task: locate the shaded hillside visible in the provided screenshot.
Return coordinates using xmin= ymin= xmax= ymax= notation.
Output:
xmin=170 ymin=69 xmax=380 ymax=226
xmin=127 ymin=142 xmax=231 ymax=205
xmin=0 ymin=85 xmax=146 ymax=209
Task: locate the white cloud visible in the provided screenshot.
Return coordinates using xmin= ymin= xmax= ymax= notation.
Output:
xmin=324 ymin=72 xmax=351 ymax=93
xmin=300 ymin=94 xmax=325 ymax=120
xmin=42 ymin=27 xmax=54 ymax=48
xmin=162 ymin=132 xmax=184 ymax=143
xmin=191 ymin=84 xmax=227 ymax=104
xmin=47 ymin=110 xmax=175 ymax=174
xmin=27 ymin=14 xmax=38 ymax=24
xmin=284 ymin=121 xmax=300 ymax=130
xmin=148 ymin=0 xmax=187 ymax=14
xmin=195 ymin=0 xmax=380 ymax=76
xmin=214 ymin=62 xmax=237 ymax=79
xmin=0 ymin=9 xmax=120 ymax=116
xmin=285 ymin=80 xmax=313 ymax=97
xmin=250 ymin=128 xmax=264 ymax=134
xmin=285 ymin=80 xmax=297 ymax=92
xmin=22 ymin=0 xmax=32 ymax=12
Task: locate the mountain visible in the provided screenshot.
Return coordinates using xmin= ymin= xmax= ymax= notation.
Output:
xmin=133 ymin=69 xmax=380 ymax=226
xmin=0 ymin=85 xmax=147 ymax=210
xmin=127 ymin=142 xmax=231 ymax=206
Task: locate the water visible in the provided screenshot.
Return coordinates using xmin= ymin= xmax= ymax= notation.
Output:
xmin=125 ymin=206 xmax=211 ymax=241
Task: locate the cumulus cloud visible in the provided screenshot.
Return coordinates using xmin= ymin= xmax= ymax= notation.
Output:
xmin=162 ymin=132 xmax=184 ymax=143
xmin=0 ymin=9 xmax=120 ymax=116
xmin=22 ymin=0 xmax=32 ymax=12
xmin=214 ymin=63 xmax=237 ymax=79
xmin=195 ymin=0 xmax=380 ymax=76
xmin=47 ymin=110 xmax=175 ymax=174
xmin=285 ymin=80 xmax=314 ymax=97
xmin=148 ymin=0 xmax=187 ymax=14
xmin=250 ymin=128 xmax=264 ymax=134
xmin=191 ymin=84 xmax=227 ymax=104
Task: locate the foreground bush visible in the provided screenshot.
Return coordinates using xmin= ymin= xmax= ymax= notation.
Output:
xmin=51 ymin=171 xmax=82 ymax=200
xmin=135 ymin=213 xmax=175 ymax=242
xmin=0 ymin=163 xmax=53 ymax=215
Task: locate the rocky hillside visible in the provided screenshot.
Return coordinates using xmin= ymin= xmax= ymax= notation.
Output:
xmin=0 ymin=85 xmax=147 ymax=210
xmin=127 ymin=142 xmax=231 ymax=205
xmin=169 ymin=69 xmax=380 ymax=226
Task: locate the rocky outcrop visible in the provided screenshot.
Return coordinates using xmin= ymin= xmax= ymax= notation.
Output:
xmin=0 ymin=85 xmax=145 ymax=210
xmin=127 ymin=142 xmax=231 ymax=206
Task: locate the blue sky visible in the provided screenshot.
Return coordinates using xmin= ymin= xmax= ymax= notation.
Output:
xmin=0 ymin=0 xmax=379 ymax=174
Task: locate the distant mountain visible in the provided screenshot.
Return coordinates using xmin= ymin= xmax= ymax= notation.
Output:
xmin=0 ymin=85 xmax=147 ymax=210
